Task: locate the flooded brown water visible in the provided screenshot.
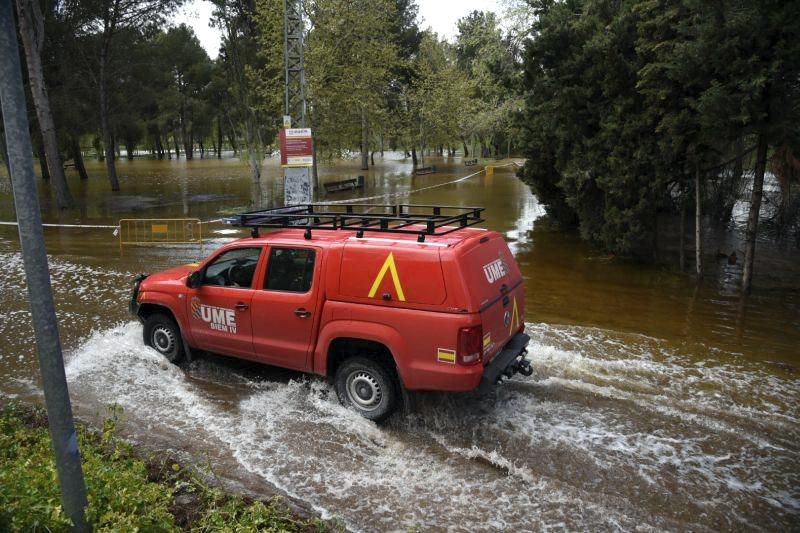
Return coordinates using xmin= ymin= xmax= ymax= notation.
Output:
xmin=0 ymin=155 xmax=798 ymax=531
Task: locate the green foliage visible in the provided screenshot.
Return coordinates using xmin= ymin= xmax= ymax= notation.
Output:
xmin=253 ymin=0 xmax=285 ymax=125
xmin=0 ymin=404 xmax=173 ymax=531
xmin=306 ymin=0 xmax=400 ymax=157
xmin=0 ymin=404 xmax=331 ymax=532
xmin=454 ymin=10 xmax=522 ymax=157
xmin=518 ymin=0 xmax=800 ymax=258
xmin=409 ymin=33 xmax=471 ymax=155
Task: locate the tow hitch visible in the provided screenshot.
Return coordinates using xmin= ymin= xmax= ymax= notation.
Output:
xmin=478 ymin=333 xmax=532 ymax=393
xmin=502 ymin=351 xmax=533 ymax=380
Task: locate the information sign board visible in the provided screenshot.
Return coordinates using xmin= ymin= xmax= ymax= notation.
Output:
xmin=279 ymin=128 xmax=313 ymax=167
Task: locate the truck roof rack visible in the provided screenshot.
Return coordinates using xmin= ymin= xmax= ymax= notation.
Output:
xmin=225 ymin=204 xmax=485 ymax=242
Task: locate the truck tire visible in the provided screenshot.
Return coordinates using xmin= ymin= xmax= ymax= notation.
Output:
xmin=335 ymin=357 xmax=399 ymax=422
xmin=143 ymin=313 xmax=185 ymax=364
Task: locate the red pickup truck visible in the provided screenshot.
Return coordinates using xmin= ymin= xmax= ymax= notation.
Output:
xmin=130 ymin=205 xmax=531 ymax=420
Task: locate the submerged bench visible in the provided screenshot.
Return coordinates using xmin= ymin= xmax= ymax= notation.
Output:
xmin=323 ymin=176 xmax=365 ymax=193
xmin=413 ymin=165 xmax=436 ymax=175
xmin=464 ymin=159 xmax=478 ymax=167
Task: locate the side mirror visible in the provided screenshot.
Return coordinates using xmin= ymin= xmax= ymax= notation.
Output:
xmin=187 ymin=271 xmax=201 ymax=288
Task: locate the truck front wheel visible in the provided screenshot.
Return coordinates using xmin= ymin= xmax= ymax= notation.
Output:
xmin=143 ymin=313 xmax=185 ymax=364
xmin=335 ymin=357 xmax=399 ymax=422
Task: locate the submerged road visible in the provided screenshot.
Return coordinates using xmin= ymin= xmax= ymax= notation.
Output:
xmin=0 ymin=158 xmax=798 ymax=530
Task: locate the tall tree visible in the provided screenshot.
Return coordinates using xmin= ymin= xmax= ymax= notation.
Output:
xmin=306 ymin=0 xmax=399 ymax=169
xmin=159 ymin=24 xmax=212 ymax=160
xmin=410 ymin=33 xmax=471 ymax=161
xmin=15 ymin=0 xmax=73 ymax=208
xmin=519 ymin=0 xmax=800 ymax=284
xmin=72 ymin=0 xmax=181 ymax=191
xmin=455 ymin=10 xmax=521 ymax=158
xmin=212 ymin=0 xmax=267 ymax=206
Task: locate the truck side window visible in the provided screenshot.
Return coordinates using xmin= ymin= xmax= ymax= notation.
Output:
xmin=202 ymin=247 xmax=262 ymax=288
xmin=265 ymin=248 xmax=315 ymax=292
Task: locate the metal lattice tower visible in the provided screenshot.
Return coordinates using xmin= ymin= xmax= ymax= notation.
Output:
xmin=284 ymin=0 xmax=306 ymax=127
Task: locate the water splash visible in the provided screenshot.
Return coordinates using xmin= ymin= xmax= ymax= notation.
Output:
xmin=61 ymin=321 xmax=799 ymax=531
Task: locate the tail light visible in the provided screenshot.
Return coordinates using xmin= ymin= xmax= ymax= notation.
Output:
xmin=457 ymin=325 xmax=483 ymax=365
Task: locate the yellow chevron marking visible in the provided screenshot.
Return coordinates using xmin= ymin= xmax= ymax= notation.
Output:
xmin=509 ymin=296 xmax=520 ymax=335
xmin=367 ymin=252 xmax=406 ymax=301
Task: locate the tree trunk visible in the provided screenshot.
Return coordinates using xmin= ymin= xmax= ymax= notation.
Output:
xmin=71 ymin=136 xmax=88 ymax=180
xmin=742 ymin=136 xmax=768 ymax=293
xmin=98 ymin=40 xmax=120 ymax=191
xmin=155 ymin=133 xmax=164 ymax=159
xmin=35 ymin=138 xmax=49 ymax=180
xmin=463 ymin=140 xmax=469 ymax=157
xmin=99 ymin=92 xmax=119 ymax=188
xmin=186 ymin=128 xmax=194 ymax=160
xmin=370 ymin=150 xmax=375 ymax=166
xmin=199 ymin=140 xmax=204 ymax=159
xmin=679 ymin=191 xmax=686 ymax=272
xmin=244 ymin=116 xmax=262 ymax=207
xmin=725 ymin=136 xmax=745 ymax=224
xmin=360 ymin=109 xmax=369 ymax=171
xmin=216 ymin=117 xmax=223 ymax=158
xmin=15 ymin=0 xmax=73 ymax=207
xmin=411 ymin=147 xmax=417 ymax=167
xmin=312 ymin=137 xmax=319 ymax=188
xmin=173 ymin=134 xmax=180 ymax=159
xmin=695 ymin=163 xmax=703 ymax=279
xmin=227 ymin=132 xmax=237 ymax=155
xmin=180 ymin=102 xmax=190 ymax=160
xmin=125 ymin=137 xmax=134 ymax=160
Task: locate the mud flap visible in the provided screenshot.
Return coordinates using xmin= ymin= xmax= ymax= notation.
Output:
xmin=400 ymin=382 xmax=417 ymax=415
xmin=477 ymin=333 xmax=531 ymax=394
xmin=129 ymin=273 xmax=148 ymax=317
xmin=181 ymin=336 xmax=194 ymax=363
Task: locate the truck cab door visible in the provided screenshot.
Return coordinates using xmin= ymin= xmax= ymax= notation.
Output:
xmin=186 ymin=246 xmax=264 ymax=358
xmin=249 ymin=246 xmax=320 ymax=371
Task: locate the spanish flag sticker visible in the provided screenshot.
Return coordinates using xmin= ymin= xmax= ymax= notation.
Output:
xmin=437 ymin=348 xmax=456 ymax=364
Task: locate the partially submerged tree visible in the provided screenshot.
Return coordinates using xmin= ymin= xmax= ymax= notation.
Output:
xmin=306 ymin=0 xmax=399 ymax=169
xmin=15 ymin=0 xmax=73 ymax=208
xmin=518 ymin=0 xmax=800 ymax=290
xmin=159 ymin=25 xmax=212 ymax=160
xmin=71 ymin=0 xmax=182 ymax=191
xmin=212 ymin=0 xmax=267 ymax=206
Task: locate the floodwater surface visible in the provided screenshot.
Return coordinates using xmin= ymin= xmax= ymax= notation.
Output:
xmin=0 ymin=155 xmax=798 ymax=531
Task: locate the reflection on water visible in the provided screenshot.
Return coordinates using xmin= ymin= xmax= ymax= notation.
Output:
xmin=0 ymin=155 xmax=798 ymax=530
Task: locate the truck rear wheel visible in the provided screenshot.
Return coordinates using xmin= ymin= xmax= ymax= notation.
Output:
xmin=143 ymin=313 xmax=184 ymax=364
xmin=334 ymin=357 xmax=399 ymax=422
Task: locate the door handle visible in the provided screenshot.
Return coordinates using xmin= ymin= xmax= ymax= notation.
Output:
xmin=235 ymin=302 xmax=249 ymax=311
xmin=294 ymin=308 xmax=311 ymax=318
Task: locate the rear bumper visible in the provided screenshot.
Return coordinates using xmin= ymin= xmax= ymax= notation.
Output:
xmin=478 ymin=332 xmax=531 ymax=393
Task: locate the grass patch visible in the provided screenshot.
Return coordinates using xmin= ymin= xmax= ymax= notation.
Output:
xmin=0 ymin=403 xmax=334 ymax=532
